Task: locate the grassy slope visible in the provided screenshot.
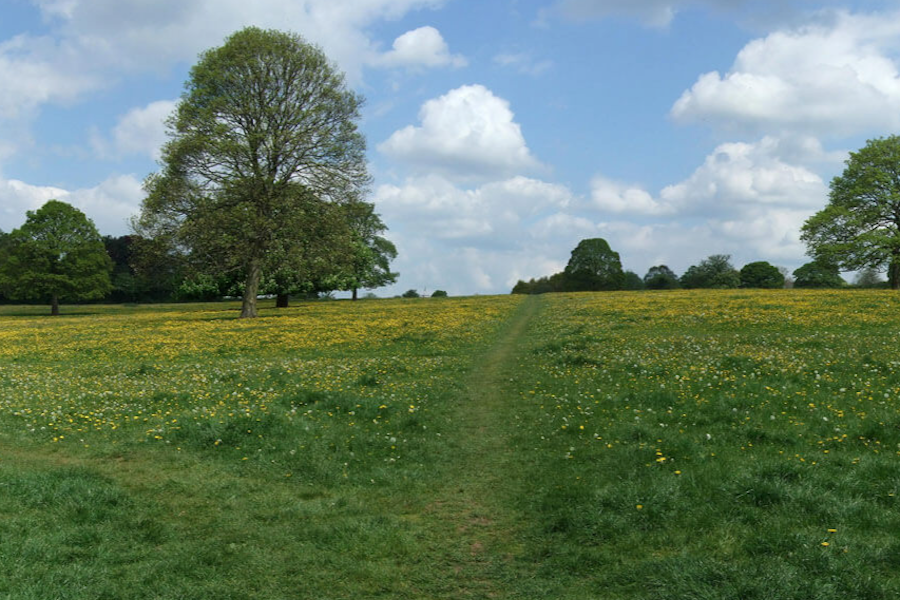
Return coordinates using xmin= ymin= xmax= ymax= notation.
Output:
xmin=3 ymin=291 xmax=900 ymax=598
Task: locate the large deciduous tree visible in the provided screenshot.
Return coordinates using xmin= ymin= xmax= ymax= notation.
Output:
xmin=134 ymin=27 xmax=369 ymax=317
xmin=0 ymin=200 xmax=112 ymax=315
xmin=801 ymin=135 xmax=900 ymax=289
xmin=563 ymin=238 xmax=625 ymax=291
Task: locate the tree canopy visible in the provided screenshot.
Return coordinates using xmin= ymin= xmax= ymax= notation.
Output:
xmin=0 ymin=200 xmax=112 ymax=315
xmin=801 ymin=135 xmax=900 ymax=289
xmin=643 ymin=265 xmax=680 ymax=290
xmin=563 ymin=238 xmax=625 ymax=292
xmin=134 ymin=27 xmax=370 ymax=317
xmin=680 ymin=255 xmax=740 ymax=289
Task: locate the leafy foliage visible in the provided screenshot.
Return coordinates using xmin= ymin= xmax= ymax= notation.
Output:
xmin=0 ymin=200 xmax=112 ymax=315
xmin=802 ymin=135 xmax=900 ymax=289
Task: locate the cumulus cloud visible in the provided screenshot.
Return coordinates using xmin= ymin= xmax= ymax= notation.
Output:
xmin=672 ymin=11 xmax=900 ymax=136
xmin=378 ymin=84 xmax=542 ymax=181
xmin=1 ymin=0 xmax=446 ymax=119
xmin=0 ymin=174 xmax=143 ymax=235
xmin=375 ymin=26 xmax=466 ymax=69
xmin=589 ymin=136 xmax=828 ymax=219
xmin=580 ymin=135 xmax=830 ymax=277
xmin=93 ymin=99 xmax=177 ymax=161
xmin=590 ymin=177 xmax=674 ymax=216
xmin=374 ymin=174 xmax=573 ymax=243
xmin=658 ymin=136 xmax=828 ymax=214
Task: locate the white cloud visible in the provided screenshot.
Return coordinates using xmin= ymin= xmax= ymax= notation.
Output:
xmin=0 ymin=174 xmax=143 ymax=236
xmin=672 ymin=11 xmax=900 ymax=136
xmin=547 ymin=0 xmax=845 ymax=28
xmin=379 ymin=84 xmax=542 ymax=181
xmin=0 ymin=0 xmax=447 ymax=120
xmin=590 ymin=177 xmax=674 ymax=216
xmin=555 ymin=0 xmax=680 ymax=27
xmin=375 ymin=26 xmax=466 ymax=69
xmin=93 ymin=99 xmax=177 ymax=161
xmin=658 ymin=136 xmax=827 ymax=215
xmin=589 ymin=136 xmax=827 ymax=219
xmin=375 ymin=174 xmax=573 ymax=243
xmin=493 ymin=52 xmax=553 ymax=76
xmin=580 ymin=135 xmax=830 ymax=276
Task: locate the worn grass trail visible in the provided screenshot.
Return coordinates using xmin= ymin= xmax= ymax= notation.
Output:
xmin=413 ymin=295 xmax=543 ymax=599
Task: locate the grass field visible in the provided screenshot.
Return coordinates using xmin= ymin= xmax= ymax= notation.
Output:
xmin=2 ymin=290 xmax=900 ymax=598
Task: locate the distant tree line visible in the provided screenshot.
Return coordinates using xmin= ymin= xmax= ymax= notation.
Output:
xmin=511 ymin=238 xmax=859 ymax=295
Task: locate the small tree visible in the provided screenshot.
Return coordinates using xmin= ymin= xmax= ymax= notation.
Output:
xmin=431 ymin=290 xmax=448 ymax=297
xmin=402 ymin=289 xmax=420 ymax=298
xmin=855 ymin=268 xmax=886 ymax=288
xmin=792 ymin=260 xmax=845 ymax=288
xmin=0 ymin=200 xmax=112 ymax=315
xmin=739 ymin=261 xmax=784 ymax=289
xmin=643 ymin=265 xmax=679 ymax=290
xmin=339 ymin=201 xmax=398 ymax=300
xmin=563 ymin=238 xmax=625 ymax=291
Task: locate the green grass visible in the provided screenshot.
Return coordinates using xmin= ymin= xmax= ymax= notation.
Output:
xmin=3 ymin=291 xmax=900 ymax=597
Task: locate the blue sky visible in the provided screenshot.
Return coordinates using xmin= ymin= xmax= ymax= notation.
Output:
xmin=2 ymin=0 xmax=899 ymax=295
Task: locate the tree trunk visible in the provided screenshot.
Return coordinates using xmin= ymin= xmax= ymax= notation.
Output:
xmin=276 ymin=293 xmax=289 ymax=308
xmin=891 ymin=257 xmax=900 ymax=290
xmin=352 ymin=288 xmax=358 ymax=301
xmin=240 ymin=260 xmax=262 ymax=318
xmin=51 ymin=294 xmax=59 ymax=317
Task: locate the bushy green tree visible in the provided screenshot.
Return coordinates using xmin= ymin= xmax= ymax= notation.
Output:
xmin=0 ymin=200 xmax=112 ymax=315
xmin=643 ymin=265 xmax=679 ymax=290
xmin=740 ymin=261 xmax=784 ymax=289
xmin=680 ymin=255 xmax=740 ymax=289
xmin=134 ymin=27 xmax=369 ymax=318
xmin=802 ymin=135 xmax=900 ymax=289
xmin=792 ymin=260 xmax=844 ymax=288
xmin=563 ymin=238 xmax=625 ymax=291
xmin=402 ymin=289 xmax=420 ymax=298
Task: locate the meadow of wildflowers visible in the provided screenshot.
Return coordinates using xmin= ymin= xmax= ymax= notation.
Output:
xmin=3 ymin=290 xmax=900 ymax=599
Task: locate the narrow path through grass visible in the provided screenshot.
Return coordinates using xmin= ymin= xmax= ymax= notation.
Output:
xmin=414 ymin=295 xmax=541 ymax=598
